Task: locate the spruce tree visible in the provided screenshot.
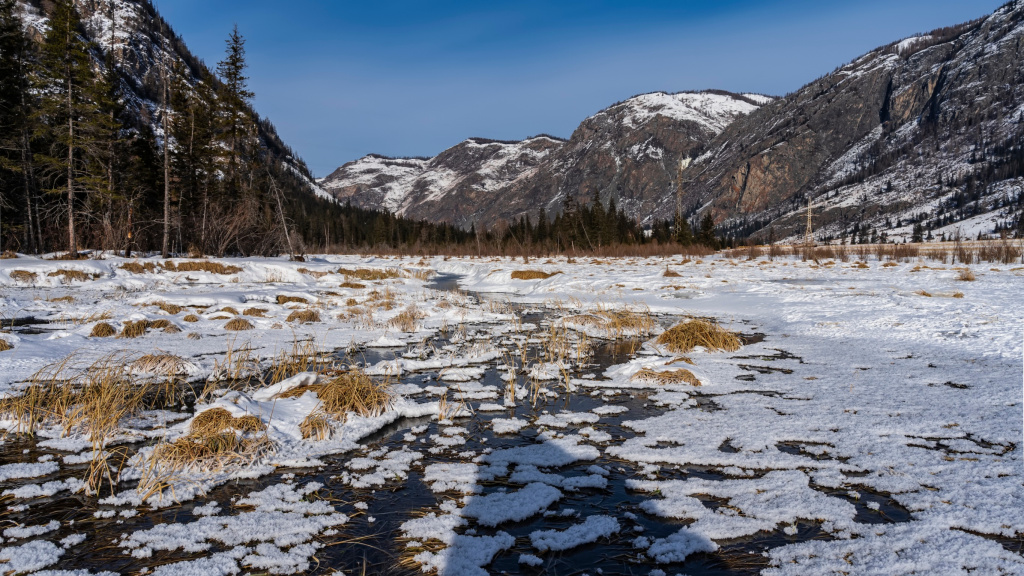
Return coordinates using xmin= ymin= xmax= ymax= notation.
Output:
xmin=216 ymin=25 xmax=254 ymax=197
xmin=0 ymin=0 xmax=26 ymax=251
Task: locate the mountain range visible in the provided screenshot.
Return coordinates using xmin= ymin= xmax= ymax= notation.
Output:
xmin=320 ymin=1 xmax=1024 ymax=243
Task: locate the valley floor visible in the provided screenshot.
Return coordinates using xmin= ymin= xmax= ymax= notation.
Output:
xmin=0 ymin=252 xmax=1019 ymax=575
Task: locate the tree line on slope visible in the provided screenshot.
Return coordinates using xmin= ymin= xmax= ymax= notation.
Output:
xmin=0 ymin=0 xmax=470 ymax=257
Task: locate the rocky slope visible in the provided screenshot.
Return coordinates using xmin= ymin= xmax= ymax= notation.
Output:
xmin=321 ymin=91 xmax=767 ymax=229
xmin=685 ymin=0 xmax=1024 ymax=242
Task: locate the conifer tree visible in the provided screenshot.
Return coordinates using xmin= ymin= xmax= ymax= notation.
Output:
xmin=216 ymin=25 xmax=254 ymax=197
xmin=698 ymin=212 xmax=717 ymax=249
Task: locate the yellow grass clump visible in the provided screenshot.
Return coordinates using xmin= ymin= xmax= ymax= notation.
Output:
xmin=277 ymin=369 xmax=391 ymax=421
xmin=131 ymin=354 xmax=194 ymax=376
xmin=190 ymin=407 xmax=266 ymax=436
xmin=276 ymin=295 xmax=309 ymax=305
xmin=656 ymin=319 xmax=741 ymax=353
xmin=243 ymin=307 xmax=267 ymax=317
xmin=336 ymin=267 xmax=401 ymax=281
xmin=152 ymin=302 xmax=181 ymax=315
xmin=339 ymin=281 xmax=366 ymax=289
xmin=916 ymin=290 xmax=933 ymax=297
xmin=224 ymin=318 xmax=255 ymax=331
xmin=50 ymin=295 xmax=75 ymax=303
xmin=631 ymin=367 xmax=701 ymax=386
xmin=120 ymin=261 xmax=156 ymax=274
xmin=286 ymin=309 xmax=321 ymax=324
xmin=90 ymin=322 xmax=117 ymax=338
xmin=0 ymin=339 xmax=11 ymax=352
xmin=118 ymin=320 xmax=149 ymax=338
xmin=162 ymin=260 xmax=242 ymax=275
xmin=663 ymin=269 xmax=682 ymax=277
xmin=956 ymin=268 xmax=976 ymax=281
xmin=300 ymin=411 xmax=332 ymax=440
xmin=511 ymin=269 xmax=560 ymax=280
xmin=952 ymin=291 xmax=964 ymax=299
xmin=9 ymin=270 xmax=37 ymax=283
xmin=48 ymin=269 xmax=97 ymax=282
xmin=387 ymin=305 xmax=424 ymax=332
xmin=220 ymin=306 xmax=240 ymax=315
xmin=183 ymin=314 xmax=200 ymax=322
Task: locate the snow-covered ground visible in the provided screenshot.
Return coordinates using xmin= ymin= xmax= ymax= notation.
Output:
xmin=0 ymin=252 xmax=1019 ymax=575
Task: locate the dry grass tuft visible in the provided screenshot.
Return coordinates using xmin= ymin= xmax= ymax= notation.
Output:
xmin=118 ymin=320 xmax=149 ymax=338
xmin=276 ymin=295 xmax=309 ymax=305
xmin=148 ymin=319 xmax=173 ymax=330
xmin=300 ymin=411 xmax=332 ymax=440
xmin=337 ymin=267 xmax=401 ymax=281
xmin=663 ymin=269 xmax=682 ymax=277
xmin=286 ymin=309 xmax=321 ymax=324
xmin=656 ymin=319 xmax=741 ymax=353
xmin=952 ymin=291 xmax=964 ymax=299
xmin=511 ymin=269 xmax=560 ymax=280
xmin=120 ymin=261 xmax=156 ymax=274
xmin=155 ymin=302 xmax=183 ymax=315
xmin=0 ymin=339 xmax=11 ymax=352
xmin=48 ymin=269 xmax=97 ymax=282
xmin=915 ymin=290 xmax=933 ymax=297
xmin=387 ymin=305 xmax=424 ymax=332
xmin=90 ymin=322 xmax=117 ymax=338
xmin=220 ymin=306 xmax=240 ymax=315
xmin=224 ymin=318 xmax=255 ymax=331
xmin=243 ymin=307 xmax=267 ymax=317
xmin=183 ymin=314 xmax=200 ymax=323
xmin=190 ymin=407 xmax=265 ymax=436
xmin=277 ymin=369 xmax=391 ymax=421
xmin=631 ymin=367 xmax=701 ymax=386
xmin=955 ymin=268 xmax=976 ymax=281
xmin=564 ymin=304 xmax=656 ymax=339
xmin=162 ymin=260 xmax=242 ymax=275
xmin=9 ymin=270 xmax=37 ymax=283
xmin=854 ymin=261 xmax=869 ymax=269
xmin=50 ymin=295 xmax=74 ymax=303
xmin=1 ymin=250 xmax=17 ymax=259
xmin=131 ymin=354 xmax=193 ymax=376
xmin=338 ymin=281 xmax=366 ymax=289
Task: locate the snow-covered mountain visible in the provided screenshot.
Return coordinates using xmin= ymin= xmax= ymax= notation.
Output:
xmin=324 ymin=2 xmax=1024 ymax=242
xmin=320 ymin=91 xmax=767 ymax=229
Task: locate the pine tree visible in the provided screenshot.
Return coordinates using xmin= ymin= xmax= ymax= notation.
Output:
xmin=216 ymin=25 xmax=254 ymax=197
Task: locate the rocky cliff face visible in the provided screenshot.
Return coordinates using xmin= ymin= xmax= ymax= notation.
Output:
xmin=682 ymin=0 xmax=1024 ymax=242
xmin=320 ymin=91 xmax=766 ymax=229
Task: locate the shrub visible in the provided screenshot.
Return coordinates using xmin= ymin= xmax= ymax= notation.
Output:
xmin=955 ymin=268 xmax=976 ymax=281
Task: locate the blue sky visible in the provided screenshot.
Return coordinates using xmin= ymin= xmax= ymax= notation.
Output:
xmin=158 ymin=0 xmax=1004 ymax=176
